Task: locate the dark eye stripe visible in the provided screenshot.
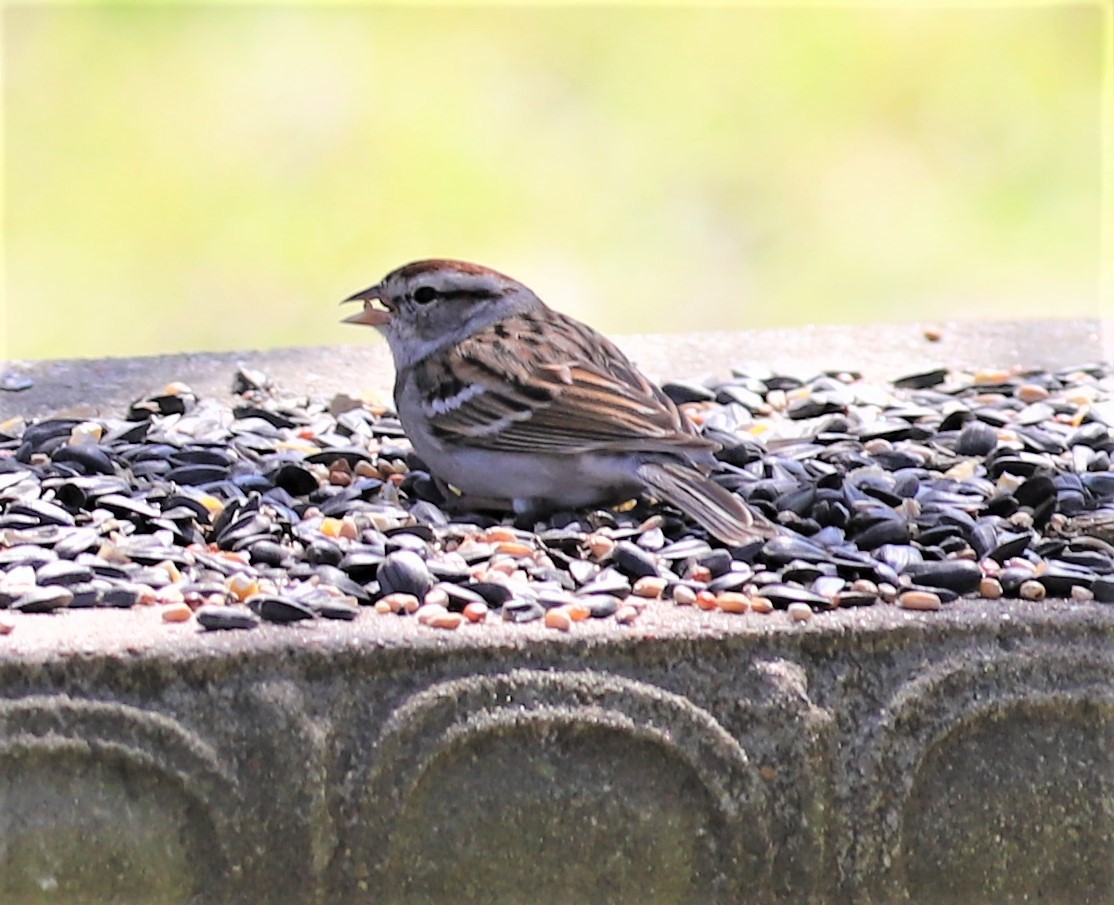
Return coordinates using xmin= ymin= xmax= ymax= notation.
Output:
xmin=414 ymin=287 xmax=504 ymax=303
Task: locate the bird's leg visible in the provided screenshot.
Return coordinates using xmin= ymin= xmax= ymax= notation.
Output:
xmin=511 ymin=498 xmax=556 ymax=532
xmin=433 ymin=476 xmax=515 ymax=516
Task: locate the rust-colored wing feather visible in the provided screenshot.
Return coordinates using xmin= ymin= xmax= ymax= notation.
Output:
xmin=410 ymin=308 xmax=713 ymax=457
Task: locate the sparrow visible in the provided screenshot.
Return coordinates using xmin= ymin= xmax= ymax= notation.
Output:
xmin=342 ymin=259 xmax=775 ymax=545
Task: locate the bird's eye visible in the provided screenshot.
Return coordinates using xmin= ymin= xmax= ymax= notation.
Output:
xmin=413 ymin=286 xmax=438 ymax=305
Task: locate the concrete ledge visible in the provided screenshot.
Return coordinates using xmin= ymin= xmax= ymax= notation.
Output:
xmin=1 ymin=320 xmax=1113 ymax=904
xmin=0 ymin=601 xmax=1111 ymax=903
xmin=3 ymin=317 xmax=1109 ymax=420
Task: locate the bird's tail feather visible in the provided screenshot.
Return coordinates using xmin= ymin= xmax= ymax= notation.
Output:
xmin=638 ymin=461 xmax=776 ymax=546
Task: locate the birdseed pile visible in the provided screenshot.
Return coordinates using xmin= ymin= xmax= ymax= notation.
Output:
xmin=1 ymin=362 xmax=1113 ymax=634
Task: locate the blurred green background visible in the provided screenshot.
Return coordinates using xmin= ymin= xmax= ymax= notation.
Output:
xmin=3 ymin=3 xmax=1108 ymax=361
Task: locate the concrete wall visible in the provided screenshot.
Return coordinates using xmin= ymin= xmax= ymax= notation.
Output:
xmin=0 ymin=601 xmax=1111 ymax=904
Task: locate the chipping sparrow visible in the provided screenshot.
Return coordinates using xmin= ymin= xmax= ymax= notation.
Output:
xmin=342 ymin=259 xmax=775 ymax=545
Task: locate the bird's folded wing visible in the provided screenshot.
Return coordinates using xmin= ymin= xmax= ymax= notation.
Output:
xmin=411 ymin=322 xmax=710 ymax=456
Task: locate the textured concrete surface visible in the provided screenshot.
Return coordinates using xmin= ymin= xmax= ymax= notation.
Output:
xmin=2 ymin=317 xmax=1110 ymax=420
xmin=0 ymin=600 xmax=1111 ymax=903
xmin=1 ymin=319 xmax=1113 ymax=903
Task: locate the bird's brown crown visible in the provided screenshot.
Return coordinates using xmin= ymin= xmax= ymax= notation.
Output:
xmin=392 ymin=259 xmax=515 ymax=285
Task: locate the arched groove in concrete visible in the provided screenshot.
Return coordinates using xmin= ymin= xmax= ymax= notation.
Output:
xmin=335 ymin=669 xmax=776 ymax=903
xmin=850 ymin=647 xmax=1114 ymax=902
xmin=0 ymin=694 xmax=242 ymax=901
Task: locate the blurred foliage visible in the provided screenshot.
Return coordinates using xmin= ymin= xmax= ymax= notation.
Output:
xmin=2 ymin=3 xmax=1106 ymax=359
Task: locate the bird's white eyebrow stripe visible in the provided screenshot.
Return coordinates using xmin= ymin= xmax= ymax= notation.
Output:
xmin=425 ymin=382 xmax=486 ymax=415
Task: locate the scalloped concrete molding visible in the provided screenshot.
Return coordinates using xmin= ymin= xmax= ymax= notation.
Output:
xmin=0 ymin=603 xmax=1112 ymax=904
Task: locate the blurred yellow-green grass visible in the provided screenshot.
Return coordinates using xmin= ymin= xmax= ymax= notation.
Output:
xmin=3 ymin=3 xmax=1107 ymax=360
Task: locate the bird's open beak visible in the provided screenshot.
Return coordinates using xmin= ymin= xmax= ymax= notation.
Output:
xmin=341 ymin=283 xmax=392 ymax=327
